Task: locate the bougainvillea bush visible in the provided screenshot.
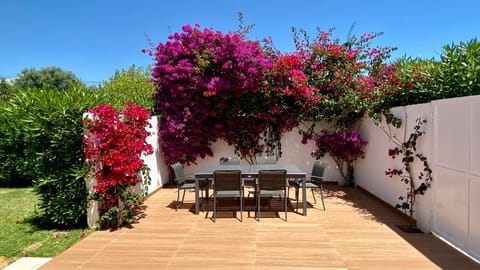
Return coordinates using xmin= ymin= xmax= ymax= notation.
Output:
xmin=84 ymin=103 xmax=153 ymax=229
xmin=151 ymin=25 xmax=313 ymax=165
xmin=311 ymin=128 xmax=367 ymax=186
xmin=150 ymin=24 xmax=426 ymax=167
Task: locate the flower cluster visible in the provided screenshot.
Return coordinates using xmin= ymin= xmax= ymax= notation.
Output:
xmin=312 ymin=128 xmax=367 ymax=161
xmin=311 ymin=128 xmax=367 ymax=186
xmin=84 ymin=103 xmax=153 ymax=229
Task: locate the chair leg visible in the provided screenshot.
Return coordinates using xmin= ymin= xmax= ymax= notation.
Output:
xmin=213 ymin=195 xmax=216 ymax=223
xmin=320 ymin=185 xmax=326 ymax=210
xmin=176 ymin=188 xmax=180 ymax=211
xmin=295 ymin=186 xmax=299 ymax=211
xmin=284 ymin=190 xmax=287 ymax=222
xmin=256 ymin=193 xmax=260 ymax=222
xmin=181 ymin=189 xmax=186 ymax=205
xmin=311 ymin=188 xmax=317 ymax=204
xmin=240 ymin=193 xmax=243 ymax=222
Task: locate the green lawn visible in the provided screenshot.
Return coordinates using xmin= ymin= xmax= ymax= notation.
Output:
xmin=0 ymin=188 xmax=92 ymax=264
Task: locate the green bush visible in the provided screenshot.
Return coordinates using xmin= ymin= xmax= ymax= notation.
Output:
xmin=0 ymin=87 xmax=106 ymax=226
xmin=100 ymin=65 xmax=155 ymax=112
xmin=435 ymin=38 xmax=480 ymax=98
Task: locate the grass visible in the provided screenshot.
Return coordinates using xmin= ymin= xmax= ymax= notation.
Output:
xmin=0 ymin=188 xmax=93 ymax=266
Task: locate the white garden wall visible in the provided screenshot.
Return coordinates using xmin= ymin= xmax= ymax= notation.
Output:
xmin=356 ymin=95 xmax=480 ymax=262
xmin=431 ymin=95 xmax=480 ymax=262
xmin=356 ymin=103 xmax=433 ymax=232
xmin=181 ymin=122 xmax=343 ymax=183
xmin=142 ymin=116 xmax=170 ymax=194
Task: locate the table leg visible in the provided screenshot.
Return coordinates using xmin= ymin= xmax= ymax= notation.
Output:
xmin=302 ymin=176 xmax=307 ymax=216
xmin=194 ymin=177 xmax=200 ymax=215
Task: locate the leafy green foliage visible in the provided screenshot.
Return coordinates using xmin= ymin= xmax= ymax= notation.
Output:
xmin=100 ymin=65 xmax=155 ymax=111
xmin=435 ymin=38 xmax=480 ymax=98
xmin=369 ymin=38 xmax=480 ymax=124
xmin=0 ymin=87 xmax=107 ymax=226
xmin=13 ymin=66 xmax=85 ymax=91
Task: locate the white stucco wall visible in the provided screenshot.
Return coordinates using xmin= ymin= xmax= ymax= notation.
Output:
xmin=181 ymin=123 xmax=343 ymax=183
xmin=142 ymin=116 xmax=169 ymax=194
xmin=356 ymin=103 xmax=433 ymax=232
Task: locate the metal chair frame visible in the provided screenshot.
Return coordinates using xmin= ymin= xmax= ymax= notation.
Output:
xmin=256 ymin=169 xmax=288 ymax=221
xmin=213 ymin=170 xmax=243 ymax=222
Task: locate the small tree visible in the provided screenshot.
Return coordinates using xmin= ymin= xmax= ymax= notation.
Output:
xmin=384 ymin=117 xmax=433 ymax=230
xmin=101 ymin=65 xmax=155 ymax=111
xmin=14 ymin=66 xmax=85 ymax=91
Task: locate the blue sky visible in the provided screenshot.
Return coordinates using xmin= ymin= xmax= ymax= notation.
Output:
xmin=1 ymin=0 xmax=479 ymax=85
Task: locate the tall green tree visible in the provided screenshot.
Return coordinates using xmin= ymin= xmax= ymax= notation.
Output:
xmin=101 ymin=65 xmax=155 ymax=111
xmin=14 ymin=66 xmax=85 ymax=91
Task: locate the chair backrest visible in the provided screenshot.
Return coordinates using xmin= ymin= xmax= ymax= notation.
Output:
xmin=219 ymin=156 xmax=240 ymax=165
xmin=214 ymin=170 xmax=242 ymax=192
xmin=256 ymin=156 xmax=277 ymax=165
xmin=311 ymin=161 xmax=327 ymax=182
xmin=258 ymin=169 xmax=287 ymax=190
xmin=170 ymin=162 xmax=185 ymax=183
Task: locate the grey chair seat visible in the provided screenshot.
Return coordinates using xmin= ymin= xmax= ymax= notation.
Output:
xmin=179 ymin=182 xmax=196 ymax=190
xmin=258 ymin=190 xmax=285 ymax=196
xmin=215 ymin=190 xmax=242 ymax=197
xmin=295 ymin=182 xmax=321 ymax=189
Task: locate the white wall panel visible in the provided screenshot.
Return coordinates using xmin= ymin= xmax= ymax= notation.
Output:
xmin=469 ymin=175 xmax=480 ymax=258
xmin=471 ymin=103 xmax=480 ymax=176
xmin=435 ymin=167 xmax=468 ymax=248
xmin=434 ymin=102 xmax=469 ymax=171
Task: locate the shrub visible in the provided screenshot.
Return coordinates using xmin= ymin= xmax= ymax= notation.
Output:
xmin=100 ymin=65 xmax=155 ymax=112
xmin=84 ymin=103 xmax=153 ymax=229
xmin=0 ymin=86 xmax=106 ymax=226
xmin=151 ymin=24 xmax=277 ymax=165
xmin=311 ymin=128 xmax=367 ymax=186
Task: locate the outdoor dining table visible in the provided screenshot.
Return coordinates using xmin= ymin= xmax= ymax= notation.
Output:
xmin=194 ymin=164 xmax=308 ymax=216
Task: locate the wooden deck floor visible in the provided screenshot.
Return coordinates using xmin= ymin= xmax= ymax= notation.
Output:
xmin=40 ymin=185 xmax=479 ymax=270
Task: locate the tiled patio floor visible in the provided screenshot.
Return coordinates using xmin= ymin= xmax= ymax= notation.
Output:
xmin=40 ymin=185 xmax=479 ymax=269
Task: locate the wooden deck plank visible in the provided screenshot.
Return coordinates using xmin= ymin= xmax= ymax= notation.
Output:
xmin=39 ymin=185 xmax=479 ymax=270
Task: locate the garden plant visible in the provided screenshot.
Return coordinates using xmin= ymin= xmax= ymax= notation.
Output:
xmin=384 ymin=117 xmax=433 ymax=230
xmin=84 ymin=103 xmax=153 ymax=229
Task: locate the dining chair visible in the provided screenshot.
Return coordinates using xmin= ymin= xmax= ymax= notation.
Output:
xmin=256 ymin=156 xmax=277 ymax=164
xmin=170 ymin=162 xmax=207 ymax=211
xmin=219 ymin=156 xmax=241 ymax=165
xmin=294 ymin=160 xmax=327 ymax=211
xmin=247 ymin=156 xmax=277 ymax=198
xmin=256 ymin=169 xmax=288 ymax=221
xmin=213 ymin=170 xmax=243 ymax=222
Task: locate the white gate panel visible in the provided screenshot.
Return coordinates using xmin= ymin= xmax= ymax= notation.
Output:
xmin=470 ymin=175 xmax=480 ymax=259
xmin=471 ymin=104 xmax=480 ymax=175
xmin=434 ymin=102 xmax=469 ymax=171
xmin=435 ymin=167 xmax=469 ymax=248
xmin=432 ymin=95 xmax=480 ymax=262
